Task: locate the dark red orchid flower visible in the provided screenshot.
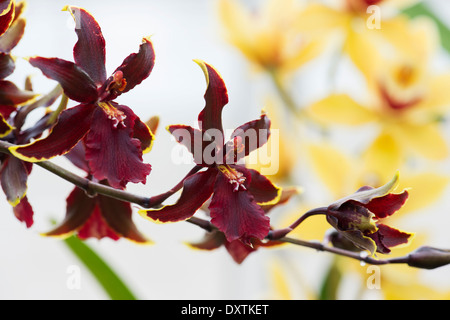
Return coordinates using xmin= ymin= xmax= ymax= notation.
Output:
xmin=140 ymin=60 xmax=281 ymax=245
xmin=9 ymin=6 xmax=155 ymax=189
xmin=0 ymin=0 xmax=35 ymax=137
xmin=1 ymin=83 xmax=63 ymax=227
xmin=42 ymin=141 xmax=149 ymax=243
xmin=325 ymin=172 xmax=414 ymax=255
xmin=189 ymin=187 xmax=300 ymax=264
xmin=0 ymin=1 xmax=26 ymax=79
xmin=0 ymin=1 xmax=58 ymax=228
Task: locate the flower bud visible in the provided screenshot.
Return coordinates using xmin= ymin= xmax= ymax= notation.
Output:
xmin=407 ymin=246 xmax=450 ymax=270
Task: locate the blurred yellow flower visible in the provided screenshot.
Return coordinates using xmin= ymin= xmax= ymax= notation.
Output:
xmin=307 ymin=142 xmax=450 ymax=214
xmin=307 ymin=17 xmax=450 ymax=183
xmin=218 ymin=0 xmax=322 ymax=75
xmin=296 ymin=0 xmax=423 ymax=82
xmin=247 ymin=98 xmax=300 ymax=183
xmin=303 ymin=142 xmax=450 ymax=299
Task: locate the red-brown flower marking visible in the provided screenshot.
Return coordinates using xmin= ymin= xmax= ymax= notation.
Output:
xmin=140 ymin=60 xmax=281 ymax=245
xmin=43 ymin=141 xmax=149 ymax=243
xmin=326 ymin=172 xmax=414 ymax=255
xmin=9 ymin=6 xmax=155 ymax=189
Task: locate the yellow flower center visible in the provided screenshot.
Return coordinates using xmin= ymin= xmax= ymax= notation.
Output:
xmin=395 ymin=65 xmax=416 ymax=88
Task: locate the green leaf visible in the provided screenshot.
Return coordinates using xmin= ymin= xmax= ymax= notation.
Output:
xmin=63 ymin=235 xmax=137 ymax=300
xmin=319 ymin=258 xmax=342 ymax=300
xmin=402 ymin=2 xmax=450 ymax=54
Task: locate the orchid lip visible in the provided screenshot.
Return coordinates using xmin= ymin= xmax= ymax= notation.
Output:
xmin=217 ymin=164 xmax=247 ymax=192
xmin=97 ymin=101 xmax=127 ymax=128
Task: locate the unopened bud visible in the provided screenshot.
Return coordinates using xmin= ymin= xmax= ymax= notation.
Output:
xmin=327 ymin=230 xmax=363 ymax=252
xmin=407 ymin=246 xmax=450 ymax=270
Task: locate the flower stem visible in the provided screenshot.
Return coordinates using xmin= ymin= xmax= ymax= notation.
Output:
xmin=278 ymin=235 xmax=407 ymax=266
xmin=0 ymin=140 xmax=201 ymax=209
xmin=268 ymin=207 xmax=328 ymax=240
xmin=268 ymin=69 xmax=303 ymax=120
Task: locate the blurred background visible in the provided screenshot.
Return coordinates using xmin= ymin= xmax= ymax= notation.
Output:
xmin=1 ymin=0 xmax=450 ymax=300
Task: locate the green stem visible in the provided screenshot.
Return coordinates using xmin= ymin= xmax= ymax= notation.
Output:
xmin=268 ymin=69 xmax=304 ymax=120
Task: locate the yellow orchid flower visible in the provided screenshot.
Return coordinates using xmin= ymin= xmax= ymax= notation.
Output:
xmin=307 ymin=18 xmax=450 ymax=183
xmin=296 ymin=0 xmax=425 ymax=82
xmin=307 ymin=142 xmax=450 ymax=216
xmin=303 ymin=142 xmax=450 ymax=299
xmin=218 ymin=0 xmax=323 ymax=75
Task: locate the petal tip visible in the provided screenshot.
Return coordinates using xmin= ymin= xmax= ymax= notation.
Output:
xmin=193 ymin=59 xmax=209 ymax=86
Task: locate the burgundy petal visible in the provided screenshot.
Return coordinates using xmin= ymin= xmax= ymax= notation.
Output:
xmin=167 ymin=124 xmax=205 ymax=165
xmin=84 ymin=104 xmax=151 ymax=188
xmin=64 ymin=6 xmax=106 ymax=86
xmin=44 ymin=186 xmax=96 ymax=237
xmin=77 ymin=204 xmax=120 ymax=241
xmin=0 ymin=80 xmax=36 ymax=106
xmin=13 ymin=196 xmax=34 ymax=228
xmin=112 ymin=37 xmax=155 ymax=95
xmin=0 ymin=113 xmax=11 ymax=136
xmin=142 ymin=168 xmax=217 ymax=223
xmin=209 ymin=170 xmax=270 ymax=244
xmin=0 ymin=0 xmax=14 ymax=37
xmin=133 ymin=115 xmax=154 ymax=154
xmin=0 ymin=104 xmax=14 ymax=118
xmin=246 ymin=167 xmax=280 ymax=205
xmin=98 ymin=193 xmax=148 ymax=243
xmin=9 ymin=104 xmax=95 ymax=162
xmin=364 ymin=190 xmax=409 ymax=219
xmin=368 ymin=223 xmax=414 ymax=254
xmin=64 ymin=141 xmax=90 ymax=173
xmin=188 ymin=229 xmax=226 ymax=251
xmin=196 ymin=60 xmax=228 ymax=144
xmin=229 ymin=113 xmax=271 ymax=161
xmin=224 ymin=239 xmax=257 ymax=264
xmin=28 ymin=57 xmax=98 ymax=103
xmin=0 ymin=155 xmax=28 ymax=205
